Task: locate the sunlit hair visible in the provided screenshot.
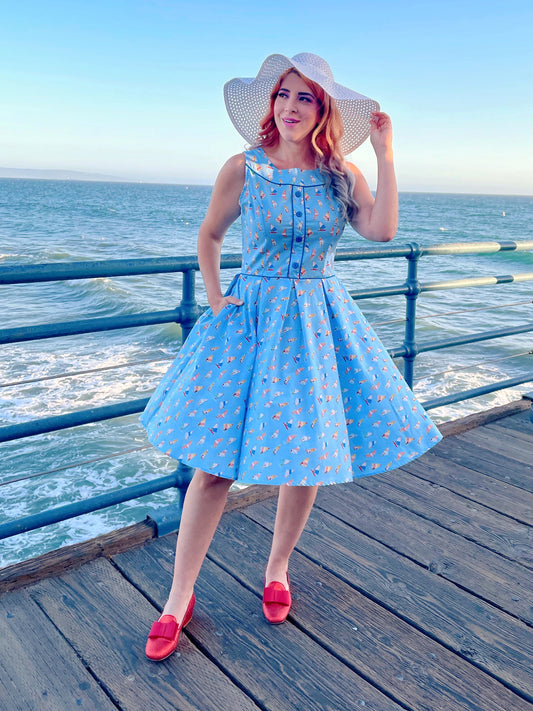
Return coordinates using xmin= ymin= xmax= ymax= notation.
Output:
xmin=256 ymin=68 xmax=358 ymax=221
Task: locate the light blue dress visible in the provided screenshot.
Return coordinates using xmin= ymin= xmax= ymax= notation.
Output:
xmin=140 ymin=148 xmax=442 ymax=485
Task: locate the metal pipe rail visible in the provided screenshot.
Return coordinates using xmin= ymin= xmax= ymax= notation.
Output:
xmin=1 ymin=239 xmax=532 ymax=542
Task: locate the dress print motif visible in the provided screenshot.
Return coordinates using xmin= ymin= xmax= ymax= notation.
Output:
xmin=140 ymin=148 xmax=442 ymax=485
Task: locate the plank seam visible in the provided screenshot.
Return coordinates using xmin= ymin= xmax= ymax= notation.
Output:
xmin=107 ymin=555 xmax=168 ymax=612
xmin=400 ymin=463 xmax=533 ymax=527
xmin=429 ymin=447 xmax=533 ymax=495
xmin=181 ymin=629 xmax=268 ymax=711
xmin=29 ymin=590 xmax=124 ymax=710
xmin=356 ymin=478 xmax=533 ymax=572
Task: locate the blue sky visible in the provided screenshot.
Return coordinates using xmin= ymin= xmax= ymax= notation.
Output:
xmin=1 ymin=0 xmax=532 ymax=193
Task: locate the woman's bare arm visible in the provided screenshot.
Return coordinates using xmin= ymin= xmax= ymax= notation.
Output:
xmin=197 ymin=153 xmax=245 ymax=314
xmin=348 ymin=111 xmax=398 ymax=242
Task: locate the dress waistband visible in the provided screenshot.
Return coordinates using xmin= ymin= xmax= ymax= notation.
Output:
xmin=238 ymin=272 xmax=335 ymax=281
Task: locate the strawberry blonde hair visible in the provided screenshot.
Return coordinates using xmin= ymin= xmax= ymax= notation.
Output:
xmin=256 ymin=68 xmax=358 ymax=220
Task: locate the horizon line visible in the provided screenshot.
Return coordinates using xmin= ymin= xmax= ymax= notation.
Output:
xmin=0 ymin=169 xmax=531 ymax=198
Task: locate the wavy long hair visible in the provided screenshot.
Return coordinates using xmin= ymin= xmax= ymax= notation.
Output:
xmin=256 ymin=68 xmax=358 ymax=221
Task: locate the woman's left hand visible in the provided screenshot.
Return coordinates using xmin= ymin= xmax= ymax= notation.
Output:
xmin=369 ymin=111 xmax=393 ymax=156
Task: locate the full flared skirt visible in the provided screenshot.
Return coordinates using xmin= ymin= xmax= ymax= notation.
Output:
xmin=140 ymin=273 xmax=442 ymax=486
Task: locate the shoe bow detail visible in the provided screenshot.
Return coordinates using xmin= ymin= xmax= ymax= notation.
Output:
xmin=263 ymin=585 xmax=291 ymax=606
xmin=148 ymin=618 xmax=179 ymax=641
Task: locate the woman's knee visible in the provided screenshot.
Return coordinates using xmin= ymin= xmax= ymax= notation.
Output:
xmin=193 ymin=468 xmax=233 ymax=493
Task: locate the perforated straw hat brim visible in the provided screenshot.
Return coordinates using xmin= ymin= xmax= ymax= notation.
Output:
xmin=224 ymin=53 xmax=380 ymax=155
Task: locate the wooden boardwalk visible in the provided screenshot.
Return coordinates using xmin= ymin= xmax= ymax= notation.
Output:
xmin=1 ymin=400 xmax=532 ymax=710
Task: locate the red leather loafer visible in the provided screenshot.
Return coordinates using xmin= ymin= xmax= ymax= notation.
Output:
xmin=262 ymin=578 xmax=291 ymax=624
xmin=145 ymin=593 xmax=196 ymax=661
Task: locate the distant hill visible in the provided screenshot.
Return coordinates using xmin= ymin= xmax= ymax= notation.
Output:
xmin=0 ymin=167 xmax=132 ymax=182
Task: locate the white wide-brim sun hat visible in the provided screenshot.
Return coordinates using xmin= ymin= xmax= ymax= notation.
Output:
xmin=224 ymin=53 xmax=380 ymax=155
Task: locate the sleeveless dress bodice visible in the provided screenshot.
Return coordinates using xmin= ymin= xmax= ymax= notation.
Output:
xmin=240 ymin=148 xmax=344 ymax=279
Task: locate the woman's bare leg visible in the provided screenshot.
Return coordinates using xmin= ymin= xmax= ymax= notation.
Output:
xmin=161 ymin=468 xmax=232 ymax=620
xmin=264 ymin=484 xmax=318 ymax=587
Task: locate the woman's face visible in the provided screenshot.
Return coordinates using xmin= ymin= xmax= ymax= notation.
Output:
xmin=273 ymin=71 xmax=320 ymax=145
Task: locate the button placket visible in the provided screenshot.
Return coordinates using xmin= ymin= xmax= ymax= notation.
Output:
xmin=289 ymin=184 xmax=306 ymax=277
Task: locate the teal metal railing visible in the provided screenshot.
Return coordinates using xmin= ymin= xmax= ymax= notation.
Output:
xmin=1 ymin=239 xmax=532 ymax=542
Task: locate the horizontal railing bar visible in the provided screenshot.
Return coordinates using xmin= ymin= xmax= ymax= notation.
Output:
xmin=334 ymin=245 xmax=415 ymax=260
xmin=414 ymin=350 xmax=533 ymax=381
xmin=0 ymin=472 xmax=181 ymax=540
xmin=420 ymin=239 xmax=533 ymax=256
xmin=0 ymin=309 xmax=187 ymax=345
xmin=421 ymin=272 xmax=533 ymax=293
xmin=415 ymin=321 xmax=533 ymax=354
xmin=0 ymin=256 xmax=202 ymax=284
xmin=0 ymin=445 xmax=152 ymax=488
xmin=0 ymin=357 xmax=174 ymax=389
xmin=0 ymin=398 xmax=149 ymax=443
xmin=415 ymin=299 xmax=533 ymax=320
xmin=382 ymin=321 xmax=533 ymax=360
xmin=2 ymin=240 xmax=532 ymax=285
xmin=349 ymin=284 xmax=408 ymax=300
xmin=422 ymin=374 xmax=533 ymax=410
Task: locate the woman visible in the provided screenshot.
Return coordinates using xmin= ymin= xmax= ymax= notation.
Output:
xmin=140 ymin=53 xmax=441 ymax=661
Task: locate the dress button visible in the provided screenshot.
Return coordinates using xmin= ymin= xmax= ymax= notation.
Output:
xmin=296 ymin=211 xmax=302 ymax=217
xmin=295 ymin=191 xmax=302 ymax=197
xmin=292 ymin=263 xmax=299 ymax=270
xmin=296 ymin=236 xmax=303 ymax=242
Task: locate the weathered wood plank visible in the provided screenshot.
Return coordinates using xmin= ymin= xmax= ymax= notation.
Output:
xmin=401 ymin=453 xmax=533 ymax=526
xmin=0 ymin=589 xmax=116 ymax=711
xmin=30 ymin=556 xmax=259 ymax=711
xmin=313 ymin=483 xmax=533 ymax=623
xmin=242 ymin=498 xmax=533 ymax=701
xmin=208 ymin=509 xmax=533 ymax=711
xmin=113 ymin=538 xmax=404 ymax=711
xmin=0 ymin=519 xmax=157 ymax=594
xmin=484 ymin=412 xmax=533 ymax=448
xmin=457 ymin=427 xmax=533 ymax=468
xmin=225 ymin=483 xmax=278 ymax=512
xmin=430 ymin=436 xmax=533 ymax=491
xmin=358 ymin=469 xmax=533 ymax=568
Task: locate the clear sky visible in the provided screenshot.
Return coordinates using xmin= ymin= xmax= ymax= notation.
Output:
xmin=1 ymin=0 xmax=532 ymax=194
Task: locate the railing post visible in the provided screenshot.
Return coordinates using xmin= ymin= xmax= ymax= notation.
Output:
xmin=157 ymin=269 xmax=201 ymax=535
xmin=402 ymin=243 xmax=421 ymax=389
xmin=148 ymin=462 xmax=194 ymax=536
xmin=179 ymin=269 xmax=201 ymax=342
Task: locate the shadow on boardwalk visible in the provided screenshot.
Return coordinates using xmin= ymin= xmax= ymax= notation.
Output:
xmin=1 ymin=401 xmax=532 ymax=710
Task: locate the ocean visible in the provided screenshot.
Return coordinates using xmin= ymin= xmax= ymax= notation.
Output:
xmin=1 ymin=178 xmax=532 ymax=567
